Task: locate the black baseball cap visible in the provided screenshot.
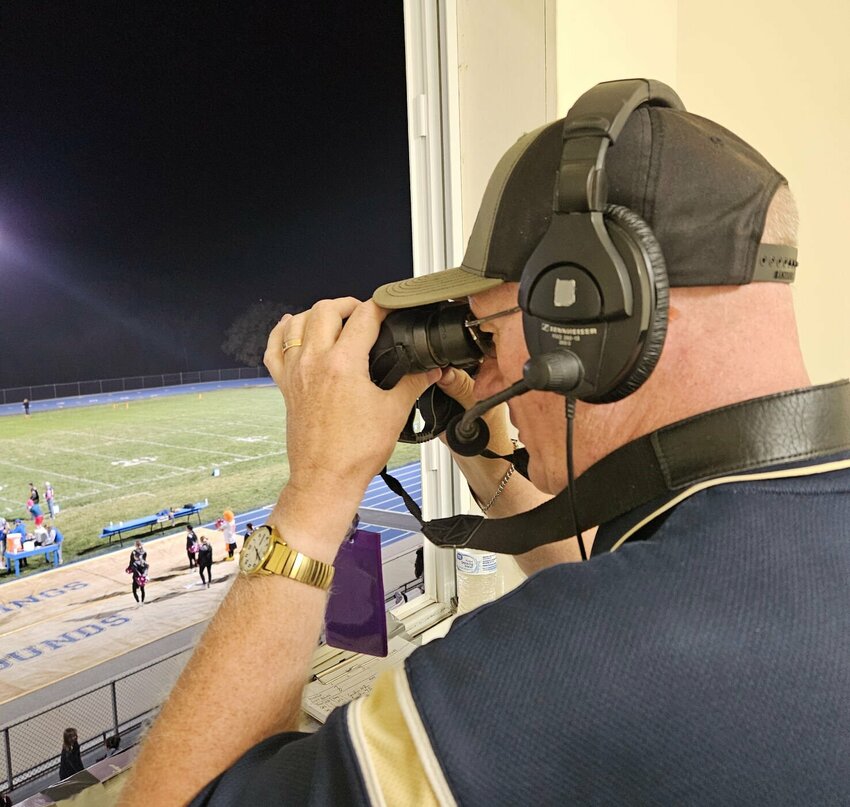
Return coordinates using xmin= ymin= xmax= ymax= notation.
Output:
xmin=374 ymin=82 xmax=795 ymax=309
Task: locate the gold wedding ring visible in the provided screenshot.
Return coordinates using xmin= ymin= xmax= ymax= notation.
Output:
xmin=282 ymin=338 xmax=304 ymax=354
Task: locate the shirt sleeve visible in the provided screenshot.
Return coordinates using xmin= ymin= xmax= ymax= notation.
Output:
xmin=186 ymin=707 xmax=370 ymax=807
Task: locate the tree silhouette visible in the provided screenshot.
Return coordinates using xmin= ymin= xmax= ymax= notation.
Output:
xmin=221 ymin=300 xmax=301 ymax=367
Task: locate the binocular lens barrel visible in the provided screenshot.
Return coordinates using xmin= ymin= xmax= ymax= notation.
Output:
xmin=369 ymin=302 xmax=483 ymax=388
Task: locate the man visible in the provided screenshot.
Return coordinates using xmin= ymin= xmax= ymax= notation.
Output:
xmin=120 ymin=82 xmax=850 ymax=804
xmin=48 ymin=524 xmax=64 ymax=564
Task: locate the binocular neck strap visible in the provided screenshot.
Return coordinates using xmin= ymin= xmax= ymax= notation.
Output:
xmin=383 ymin=381 xmax=850 ymax=555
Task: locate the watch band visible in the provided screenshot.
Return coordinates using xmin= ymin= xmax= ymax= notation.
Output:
xmin=263 ymin=528 xmax=335 ymax=591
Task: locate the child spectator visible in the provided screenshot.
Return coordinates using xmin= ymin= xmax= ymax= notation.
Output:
xmin=59 ymin=728 xmax=84 ymax=780
xmin=186 ymin=526 xmax=200 ymax=569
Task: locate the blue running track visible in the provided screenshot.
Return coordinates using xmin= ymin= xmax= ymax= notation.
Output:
xmin=216 ymin=462 xmax=422 ymax=550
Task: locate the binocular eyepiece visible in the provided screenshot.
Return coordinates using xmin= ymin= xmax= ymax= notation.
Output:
xmin=368 ymin=301 xmax=485 ymax=390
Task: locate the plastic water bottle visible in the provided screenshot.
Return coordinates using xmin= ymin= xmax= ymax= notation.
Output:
xmin=455 ymin=549 xmax=499 ymax=614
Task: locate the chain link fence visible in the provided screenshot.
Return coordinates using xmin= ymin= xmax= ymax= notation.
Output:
xmin=0 ymin=647 xmax=191 ymax=792
xmin=0 ymin=367 xmax=269 ymax=405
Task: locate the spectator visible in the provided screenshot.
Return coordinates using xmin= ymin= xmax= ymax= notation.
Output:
xmin=128 ymin=540 xmax=147 ymax=568
xmin=45 ymin=482 xmax=56 ymax=518
xmin=197 ymin=535 xmax=213 ymax=588
xmin=59 ymin=728 xmax=84 ymax=780
xmin=49 ymin=525 xmax=64 ymax=564
xmin=28 ymin=483 xmax=39 ymax=505
xmin=33 ymin=522 xmax=49 ymax=546
xmin=27 ymin=499 xmax=42 ymax=520
xmin=0 ymin=788 xmax=11 ymax=807
xmin=414 ymin=546 xmax=424 ymax=580
xmin=104 ymin=735 xmax=121 ymax=758
xmin=128 ymin=557 xmax=149 ymax=605
xmin=7 ymin=521 xmax=26 ymax=567
xmin=243 ymin=522 xmax=255 ymax=549
xmin=0 ymin=517 xmax=7 ymax=571
xmin=22 ymin=398 xmax=30 ymax=416
xmin=186 ymin=526 xmax=200 ymax=569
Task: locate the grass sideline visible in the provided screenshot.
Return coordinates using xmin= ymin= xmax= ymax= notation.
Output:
xmin=0 ymin=386 xmax=420 ymax=574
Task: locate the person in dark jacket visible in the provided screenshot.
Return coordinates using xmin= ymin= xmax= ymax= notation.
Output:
xmin=129 ymin=558 xmax=149 ymax=604
xmin=186 ymin=526 xmax=200 ymax=569
xmin=59 ymin=727 xmax=84 ymax=780
xmin=197 ymin=535 xmax=213 ymax=587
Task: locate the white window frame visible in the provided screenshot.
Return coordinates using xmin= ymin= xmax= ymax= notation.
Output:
xmin=396 ymin=0 xmax=469 ymax=622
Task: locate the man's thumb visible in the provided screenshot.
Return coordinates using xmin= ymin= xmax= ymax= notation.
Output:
xmin=436 ymin=367 xmax=476 ymax=408
xmin=396 ymin=368 xmax=442 ymax=402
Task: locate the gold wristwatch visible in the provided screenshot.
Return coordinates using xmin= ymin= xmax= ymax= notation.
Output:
xmin=239 ymin=525 xmax=335 ymax=590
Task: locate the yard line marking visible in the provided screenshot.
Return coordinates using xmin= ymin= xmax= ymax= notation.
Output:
xmin=52 ymin=430 xmax=256 ymax=460
xmin=48 ymin=445 xmax=194 ymax=473
xmin=0 ymin=460 xmax=120 ymax=489
xmin=141 ymin=424 xmax=276 ymax=443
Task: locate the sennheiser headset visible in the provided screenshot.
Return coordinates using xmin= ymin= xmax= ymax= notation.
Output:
xmin=519 ymin=78 xmax=684 ymax=401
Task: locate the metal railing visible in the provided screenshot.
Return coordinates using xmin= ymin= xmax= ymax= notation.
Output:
xmin=0 ymin=367 xmax=269 ymax=405
xmin=0 ymin=647 xmax=192 ymax=792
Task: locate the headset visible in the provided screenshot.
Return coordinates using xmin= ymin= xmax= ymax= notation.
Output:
xmin=518 ymin=78 xmax=684 ymax=402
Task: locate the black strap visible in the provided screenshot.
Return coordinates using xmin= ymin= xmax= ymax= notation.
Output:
xmin=382 ymin=381 xmax=850 ymax=554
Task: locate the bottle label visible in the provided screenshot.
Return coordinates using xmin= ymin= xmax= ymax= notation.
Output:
xmin=455 ymin=550 xmax=497 ymax=575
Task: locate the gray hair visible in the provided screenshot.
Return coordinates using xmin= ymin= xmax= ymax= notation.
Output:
xmin=762 ymin=184 xmax=799 ymax=247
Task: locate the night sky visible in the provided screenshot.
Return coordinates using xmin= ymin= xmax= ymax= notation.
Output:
xmin=0 ymin=2 xmax=412 ymax=388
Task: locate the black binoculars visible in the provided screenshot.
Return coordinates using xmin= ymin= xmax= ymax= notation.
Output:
xmin=368 ymin=302 xmax=485 ymax=442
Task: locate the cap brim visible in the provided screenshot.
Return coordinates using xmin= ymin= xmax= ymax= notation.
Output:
xmin=373 ymin=267 xmax=503 ymax=310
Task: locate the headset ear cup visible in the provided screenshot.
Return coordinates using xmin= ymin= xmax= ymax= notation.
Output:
xmin=595 ymin=204 xmax=669 ymax=402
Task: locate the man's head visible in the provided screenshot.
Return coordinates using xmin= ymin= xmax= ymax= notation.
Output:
xmin=374 ymin=79 xmax=807 ymax=493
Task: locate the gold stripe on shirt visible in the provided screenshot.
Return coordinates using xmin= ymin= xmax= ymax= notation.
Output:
xmin=348 ymin=665 xmax=456 ymax=807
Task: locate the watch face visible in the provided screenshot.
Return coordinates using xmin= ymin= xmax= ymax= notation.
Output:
xmin=239 ymin=526 xmax=272 ymax=574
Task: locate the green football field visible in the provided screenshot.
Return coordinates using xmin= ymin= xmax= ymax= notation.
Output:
xmin=0 ymin=385 xmax=420 ymax=569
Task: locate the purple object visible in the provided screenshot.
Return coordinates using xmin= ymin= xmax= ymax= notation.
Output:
xmin=325 ymin=528 xmax=387 ymax=657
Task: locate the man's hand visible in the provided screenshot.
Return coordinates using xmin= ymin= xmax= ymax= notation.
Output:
xmin=436 ymin=366 xmax=515 ymax=456
xmin=266 ymin=298 xmax=439 ymax=520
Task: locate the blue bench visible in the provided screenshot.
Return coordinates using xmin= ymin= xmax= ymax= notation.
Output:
xmin=100 ymin=501 xmax=208 ymax=544
xmin=5 ymin=544 xmax=61 ymax=577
